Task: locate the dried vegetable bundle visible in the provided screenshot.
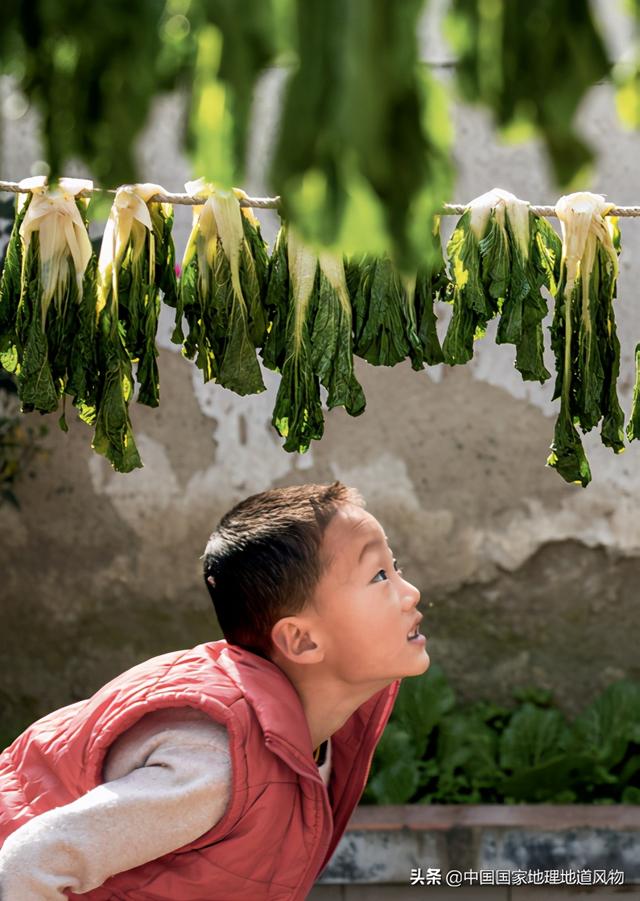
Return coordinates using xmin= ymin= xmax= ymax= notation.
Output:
xmin=170 ymin=180 xmax=268 ymax=396
xmin=443 ymin=189 xmax=561 ymax=383
xmin=262 ymin=226 xmax=365 ymax=452
xmin=93 ymin=183 xmax=177 ymax=472
xmin=347 ymin=219 xmax=447 ymax=370
xmin=547 ymin=193 xmax=625 ymax=487
xmin=628 ymin=346 xmax=640 ymax=443
xmin=0 ymin=178 xmax=637 ymax=488
xmin=0 ymin=176 xmax=97 ymax=430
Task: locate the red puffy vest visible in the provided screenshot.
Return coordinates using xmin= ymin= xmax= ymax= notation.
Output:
xmin=0 ymin=640 xmax=399 ymax=900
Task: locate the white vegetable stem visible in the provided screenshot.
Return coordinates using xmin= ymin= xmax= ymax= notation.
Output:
xmin=18 ymin=175 xmax=94 ymax=325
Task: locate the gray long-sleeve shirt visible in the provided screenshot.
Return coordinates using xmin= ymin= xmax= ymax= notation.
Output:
xmin=0 ymin=707 xmax=331 ymax=899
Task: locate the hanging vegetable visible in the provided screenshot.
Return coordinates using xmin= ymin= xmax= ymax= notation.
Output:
xmin=0 ymin=176 xmax=97 ymax=430
xmin=171 ymin=180 xmax=267 ymax=396
xmin=263 ymin=226 xmax=365 ymax=453
xmin=413 ymin=219 xmax=449 ymax=368
xmin=270 ymin=0 xmax=453 ymax=270
xmin=627 ymin=345 xmax=640 ymax=443
xmin=442 ymin=191 xmax=505 ymax=366
xmin=97 ymin=183 xmax=177 ymax=409
xmin=493 ymin=194 xmax=562 ymax=383
xmin=93 ymin=183 xmax=176 ymax=472
xmin=349 ymin=223 xmax=447 ymax=371
xmin=443 ymin=189 xmax=560 ymax=382
xmin=446 ymin=0 xmax=610 ymax=185
xmin=547 ymin=193 xmax=624 ymax=487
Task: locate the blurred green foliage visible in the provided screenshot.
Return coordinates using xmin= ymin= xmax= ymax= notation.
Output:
xmin=0 ymin=0 xmax=637 ymax=268
xmin=364 ymin=665 xmax=640 ymax=804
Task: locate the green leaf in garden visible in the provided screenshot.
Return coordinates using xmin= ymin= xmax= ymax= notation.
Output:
xmin=500 ymin=704 xmax=572 ymax=771
xmin=446 ymin=0 xmax=611 ymax=186
xmin=571 ymin=681 xmax=640 ymax=771
xmin=390 ymin=663 xmax=456 ymax=756
xmin=364 ymin=724 xmax=421 ymax=804
xmin=270 ymin=0 xmax=453 ymax=269
xmin=498 ymin=703 xmax=580 ymax=801
xmin=435 ymin=710 xmax=501 ymax=793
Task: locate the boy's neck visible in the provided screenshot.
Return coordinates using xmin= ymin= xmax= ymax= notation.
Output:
xmin=274 ymin=657 xmax=394 ymax=750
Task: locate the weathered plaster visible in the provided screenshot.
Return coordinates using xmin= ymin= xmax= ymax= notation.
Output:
xmin=2 ymin=5 xmax=640 ymax=734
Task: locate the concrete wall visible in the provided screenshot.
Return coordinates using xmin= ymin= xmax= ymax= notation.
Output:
xmin=1 ymin=2 xmax=640 ymax=735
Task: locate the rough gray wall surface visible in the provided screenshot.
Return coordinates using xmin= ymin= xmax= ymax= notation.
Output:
xmin=1 ymin=2 xmax=639 ymax=737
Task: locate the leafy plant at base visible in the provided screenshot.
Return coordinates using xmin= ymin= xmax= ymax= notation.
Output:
xmin=363 ymin=666 xmax=640 ymax=805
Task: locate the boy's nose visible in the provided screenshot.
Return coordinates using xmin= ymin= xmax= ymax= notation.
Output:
xmin=401 ymin=579 xmax=421 ymax=609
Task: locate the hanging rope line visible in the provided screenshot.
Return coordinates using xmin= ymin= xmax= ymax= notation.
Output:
xmin=1 ymin=179 xmax=640 ymax=217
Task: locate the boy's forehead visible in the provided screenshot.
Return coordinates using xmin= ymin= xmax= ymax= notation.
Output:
xmin=324 ymin=506 xmax=386 ymax=554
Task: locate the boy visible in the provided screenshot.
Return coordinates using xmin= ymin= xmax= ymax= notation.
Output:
xmin=0 ymin=481 xmax=428 ymax=899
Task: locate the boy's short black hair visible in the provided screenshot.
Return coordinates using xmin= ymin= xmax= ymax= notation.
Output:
xmin=202 ymin=481 xmax=364 ymax=658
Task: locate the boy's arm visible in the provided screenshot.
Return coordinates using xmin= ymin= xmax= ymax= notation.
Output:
xmin=0 ymin=711 xmax=231 ymax=900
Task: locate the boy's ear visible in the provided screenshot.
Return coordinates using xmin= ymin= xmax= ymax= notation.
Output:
xmin=271 ymin=617 xmax=322 ymax=663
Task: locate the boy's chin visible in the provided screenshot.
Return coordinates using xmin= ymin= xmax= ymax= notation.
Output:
xmin=403 ymin=650 xmax=430 ymax=677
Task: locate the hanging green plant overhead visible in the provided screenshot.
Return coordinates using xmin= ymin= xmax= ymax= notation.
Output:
xmin=263 ymin=225 xmax=365 ymax=453
xmin=1 ymin=0 xmax=635 ymax=258
xmin=270 ymin=0 xmax=453 ymax=270
xmin=446 ymin=0 xmax=611 ymax=186
xmin=443 ymin=189 xmax=561 ymax=383
xmin=547 ymin=193 xmax=624 ymax=487
xmin=0 ymin=179 xmax=636 ymax=488
xmin=92 ymin=183 xmax=178 ymax=472
xmin=170 ymin=180 xmax=268 ymax=395
xmin=0 ymin=176 xmax=97 ymax=431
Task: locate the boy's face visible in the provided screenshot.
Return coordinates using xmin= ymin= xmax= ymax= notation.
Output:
xmin=306 ymin=503 xmax=429 ymax=688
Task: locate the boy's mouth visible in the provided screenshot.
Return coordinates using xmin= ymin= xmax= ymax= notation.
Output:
xmin=407 ymin=616 xmax=424 ymax=641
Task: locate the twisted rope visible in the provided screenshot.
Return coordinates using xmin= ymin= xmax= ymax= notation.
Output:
xmin=1 ymin=180 xmax=640 ymax=217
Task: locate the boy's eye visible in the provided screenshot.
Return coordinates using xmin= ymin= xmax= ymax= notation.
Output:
xmin=372 ymin=559 xmax=402 ymax=583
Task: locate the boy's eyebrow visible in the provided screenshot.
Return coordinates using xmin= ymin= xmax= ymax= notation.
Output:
xmin=357 ymin=537 xmax=388 ymax=564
